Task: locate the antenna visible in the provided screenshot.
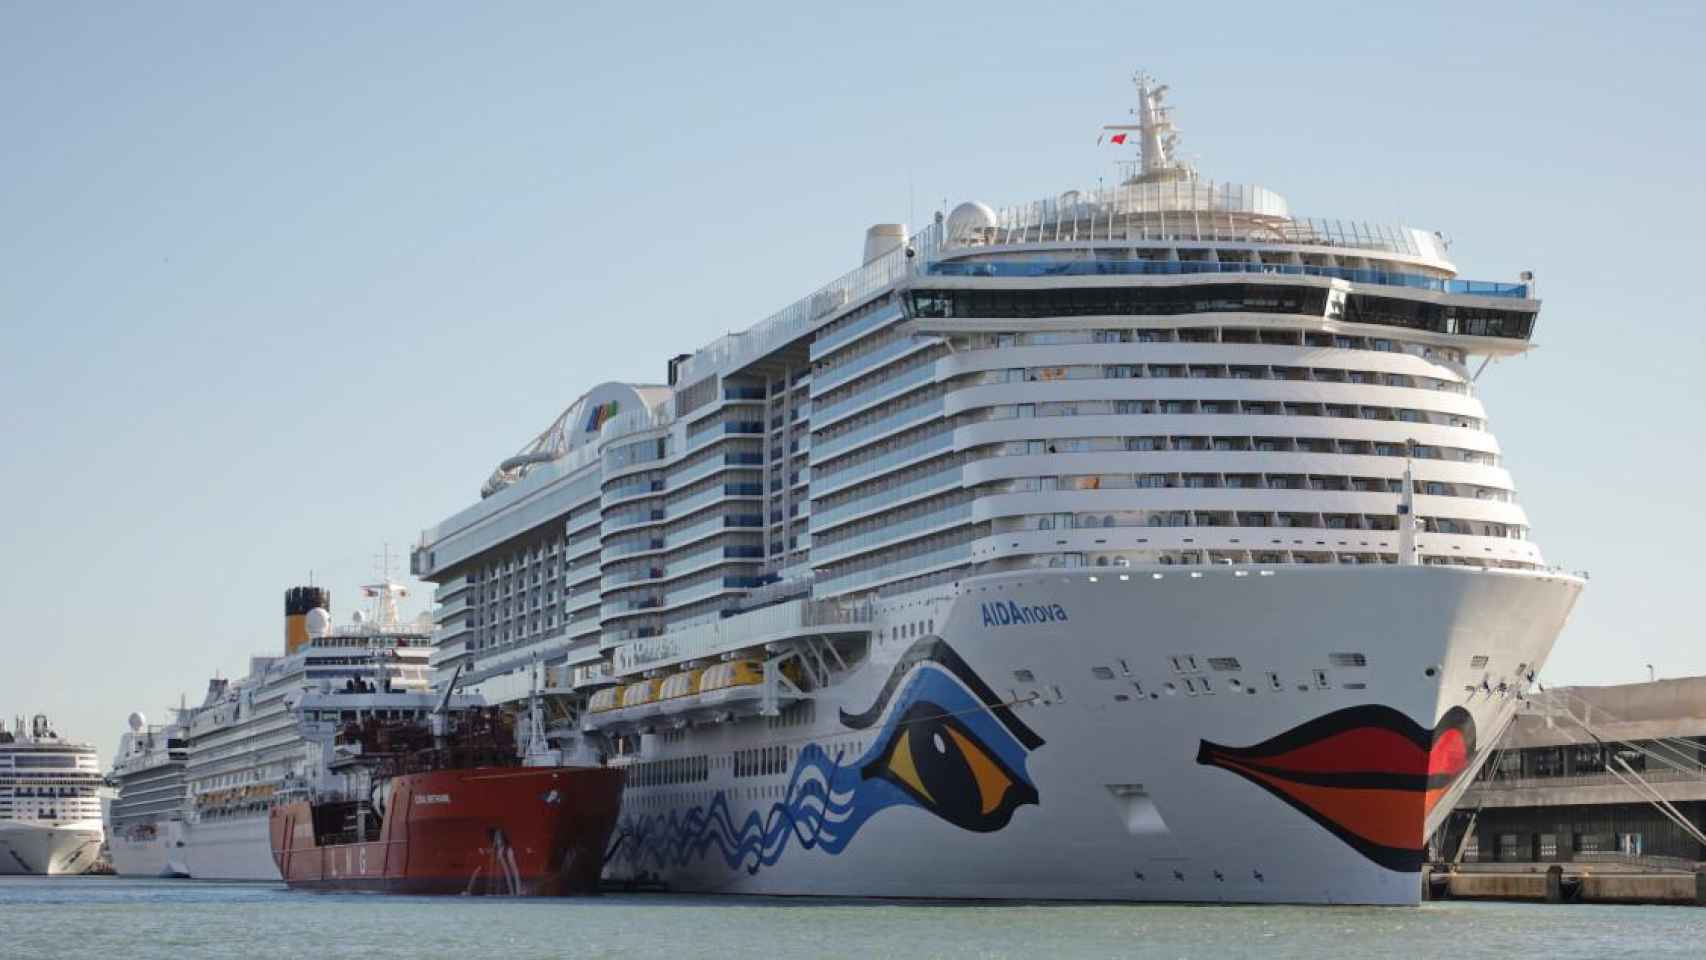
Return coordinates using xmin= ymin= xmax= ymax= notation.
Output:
xmin=360 ymin=543 xmax=409 ymax=627
xmin=1101 ymin=71 xmax=1196 ymax=186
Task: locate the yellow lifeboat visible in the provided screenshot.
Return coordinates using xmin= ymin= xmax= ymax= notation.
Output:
xmin=587 ymin=687 xmax=621 ymax=714
xmin=700 ymin=660 xmax=764 ymax=692
xmin=620 ymin=678 xmax=663 ymax=708
xmin=659 ymin=668 xmax=705 ymax=701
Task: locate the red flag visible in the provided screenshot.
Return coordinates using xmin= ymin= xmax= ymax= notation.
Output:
xmin=1110 ymin=133 xmax=1127 ymax=144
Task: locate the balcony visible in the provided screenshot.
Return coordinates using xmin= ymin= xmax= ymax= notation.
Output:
xmin=811 ymin=304 xmax=904 ymax=361
xmin=813 ymin=466 xmax=962 ymax=531
xmin=812 ymin=397 xmax=944 ymax=462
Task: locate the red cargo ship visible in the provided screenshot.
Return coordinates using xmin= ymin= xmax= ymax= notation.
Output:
xmin=268 ymin=704 xmax=624 ymax=895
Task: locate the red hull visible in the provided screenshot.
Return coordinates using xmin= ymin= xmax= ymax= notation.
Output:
xmin=269 ymin=766 xmax=624 ymax=896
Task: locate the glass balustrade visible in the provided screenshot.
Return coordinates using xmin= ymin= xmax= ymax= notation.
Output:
xmin=667 ymin=452 xmax=764 ymax=492
xmin=813 ymin=335 xmax=931 ymax=396
xmin=811 ymin=503 xmax=974 ymax=565
xmin=664 ymin=483 xmax=765 ymax=523
xmin=813 ymin=397 xmax=944 ymax=461
xmin=813 ymin=432 xmax=955 ymax=496
xmin=817 ymin=542 xmax=973 ymax=595
xmin=812 ymin=466 xmax=963 ymax=529
xmin=812 ymin=363 xmax=936 ymax=427
xmin=811 ymin=304 xmax=904 ymax=360
xmin=927 ymin=259 xmax=1528 ymax=298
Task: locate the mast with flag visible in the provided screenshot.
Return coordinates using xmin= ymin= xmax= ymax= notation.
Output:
xmin=1101 ymin=71 xmax=1195 ymax=185
xmin=360 ymin=542 xmax=410 ymax=628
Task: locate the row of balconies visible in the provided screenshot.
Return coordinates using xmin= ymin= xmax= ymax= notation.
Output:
xmin=988 ymin=509 xmax=1518 ymax=538
xmin=974 ymin=459 xmax=1510 ymax=502
xmin=959 ymin=325 xmax=1467 ymax=366
xmin=961 ymin=363 xmax=1474 ymax=400
xmin=968 ymin=396 xmax=1483 ymax=431
xmin=811 ymin=428 xmax=954 ymax=498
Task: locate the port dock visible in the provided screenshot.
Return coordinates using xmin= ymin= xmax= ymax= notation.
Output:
xmin=1425 ymin=860 xmax=1705 ymax=905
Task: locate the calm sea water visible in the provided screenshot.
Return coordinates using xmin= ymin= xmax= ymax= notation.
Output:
xmin=2 ymin=876 xmax=1697 ymax=959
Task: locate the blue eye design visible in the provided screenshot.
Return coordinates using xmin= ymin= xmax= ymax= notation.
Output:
xmin=617 ymin=638 xmax=1044 ymax=875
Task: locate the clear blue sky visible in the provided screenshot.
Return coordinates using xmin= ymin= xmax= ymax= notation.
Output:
xmin=3 ymin=1 xmax=1701 ymax=752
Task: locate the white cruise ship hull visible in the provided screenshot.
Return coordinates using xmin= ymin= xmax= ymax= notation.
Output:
xmin=109 ymin=821 xmax=190 ymax=878
xmin=185 ymin=814 xmax=279 ymax=881
xmin=0 ymin=819 xmax=104 ymax=876
xmin=608 ymin=565 xmax=1580 ymax=904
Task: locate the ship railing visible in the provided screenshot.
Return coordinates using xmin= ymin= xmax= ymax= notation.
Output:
xmin=1464 ymin=765 xmax=1706 ymax=791
xmin=670 ymin=222 xmax=945 ymax=387
xmin=925 ymin=258 xmax=1528 ymax=298
xmin=961 ymin=182 xmax=1435 ymax=259
xmin=611 ymin=598 xmax=874 ymax=675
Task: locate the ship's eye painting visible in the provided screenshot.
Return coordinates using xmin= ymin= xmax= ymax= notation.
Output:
xmin=861 ymin=700 xmax=1036 ymax=831
xmin=842 ymin=638 xmax=1043 ymax=832
xmin=616 ymin=637 xmax=1045 ymax=876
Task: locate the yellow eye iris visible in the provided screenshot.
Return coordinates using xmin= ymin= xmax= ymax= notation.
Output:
xmin=885 ymin=728 xmax=935 ymax=805
xmin=945 ymin=725 xmax=1011 ymax=816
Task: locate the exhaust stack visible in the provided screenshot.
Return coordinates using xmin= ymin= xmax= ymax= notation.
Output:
xmin=285 ymin=586 xmax=331 ymax=654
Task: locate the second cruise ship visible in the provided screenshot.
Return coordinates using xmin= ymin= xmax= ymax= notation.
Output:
xmin=178 ymin=581 xmax=440 ymax=880
xmin=107 ymin=711 xmax=191 ymax=877
xmin=0 ymin=715 xmax=104 ymax=875
xmin=411 ymin=74 xmax=1583 ymax=904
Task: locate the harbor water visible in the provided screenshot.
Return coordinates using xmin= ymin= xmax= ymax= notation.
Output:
xmin=2 ymin=877 xmax=1698 ymax=959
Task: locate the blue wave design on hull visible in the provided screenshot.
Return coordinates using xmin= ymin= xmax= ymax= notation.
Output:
xmin=622 ymin=743 xmax=908 ymax=874
xmin=616 ymin=642 xmax=1044 ymax=876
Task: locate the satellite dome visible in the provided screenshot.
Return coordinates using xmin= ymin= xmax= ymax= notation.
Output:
xmin=127 ymin=711 xmax=146 ymax=732
xmin=944 ymin=201 xmax=998 ymax=247
xmin=305 ymin=607 xmax=332 ymax=637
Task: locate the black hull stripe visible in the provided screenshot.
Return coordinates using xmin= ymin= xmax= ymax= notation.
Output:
xmin=839 ymin=638 xmax=1043 ymax=750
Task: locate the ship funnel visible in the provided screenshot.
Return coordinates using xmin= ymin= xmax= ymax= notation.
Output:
xmin=285 ymin=586 xmax=332 ymax=654
xmin=863 ymin=223 xmax=907 ymax=265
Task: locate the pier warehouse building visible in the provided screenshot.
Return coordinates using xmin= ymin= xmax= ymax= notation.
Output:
xmin=1438 ymin=677 xmax=1706 ymax=865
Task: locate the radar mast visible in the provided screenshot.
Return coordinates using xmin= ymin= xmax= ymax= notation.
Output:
xmin=1103 ymin=72 xmax=1195 ymax=185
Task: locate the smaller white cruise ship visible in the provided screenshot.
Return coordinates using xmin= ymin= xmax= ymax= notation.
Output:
xmin=179 ymin=580 xmax=447 ymax=880
xmin=106 ymin=711 xmax=191 ymax=878
xmin=0 ymin=714 xmax=105 ymax=875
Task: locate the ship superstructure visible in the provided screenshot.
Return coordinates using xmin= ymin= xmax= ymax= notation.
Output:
xmin=0 ymin=714 xmax=104 ymax=875
xmin=411 ymin=75 xmax=1583 ymax=904
xmin=178 ymin=580 xmax=446 ymax=880
xmin=106 ymin=710 xmax=191 ymax=877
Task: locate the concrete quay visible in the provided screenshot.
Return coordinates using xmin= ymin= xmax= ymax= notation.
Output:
xmin=1424 ymin=862 xmax=1706 ymax=905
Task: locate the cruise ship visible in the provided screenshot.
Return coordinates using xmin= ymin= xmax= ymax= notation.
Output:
xmin=410 ymin=75 xmax=1583 ymax=904
xmin=0 ymin=715 xmax=105 ymax=875
xmin=106 ymin=711 xmax=191 ymax=877
xmin=179 ymin=581 xmax=446 ymax=880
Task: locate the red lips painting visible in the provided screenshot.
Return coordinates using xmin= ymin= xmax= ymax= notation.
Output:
xmin=1196 ymin=705 xmax=1476 ymax=872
